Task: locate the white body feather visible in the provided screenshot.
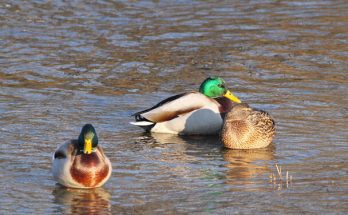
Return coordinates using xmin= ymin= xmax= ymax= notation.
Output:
xmin=132 ymin=92 xmax=228 ymax=135
xmin=150 ymin=108 xmax=223 ymax=134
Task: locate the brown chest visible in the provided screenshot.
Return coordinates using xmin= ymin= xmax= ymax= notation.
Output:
xmin=70 ymin=153 xmax=110 ymax=187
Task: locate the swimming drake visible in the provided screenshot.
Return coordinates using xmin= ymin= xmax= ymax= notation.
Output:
xmin=130 ymin=76 xmax=241 ymax=135
xmin=52 ymin=124 xmax=112 ymax=188
xmin=221 ymin=103 xmax=275 ymax=149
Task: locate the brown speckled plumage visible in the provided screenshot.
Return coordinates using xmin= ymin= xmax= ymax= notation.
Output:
xmin=221 ymin=103 xmax=275 ymax=149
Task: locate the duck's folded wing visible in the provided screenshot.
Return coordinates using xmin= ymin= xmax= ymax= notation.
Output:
xmin=132 ymin=92 xmax=216 ymax=123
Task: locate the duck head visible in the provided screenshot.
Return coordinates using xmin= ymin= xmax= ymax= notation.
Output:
xmin=199 ymin=76 xmax=241 ymax=103
xmin=78 ymin=124 xmax=98 ymax=154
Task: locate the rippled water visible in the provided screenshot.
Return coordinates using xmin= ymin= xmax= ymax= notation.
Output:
xmin=1 ymin=0 xmax=348 ymax=214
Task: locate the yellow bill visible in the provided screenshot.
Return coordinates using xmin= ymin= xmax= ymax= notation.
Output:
xmin=84 ymin=138 xmax=93 ymax=154
xmin=224 ymin=90 xmax=241 ymax=103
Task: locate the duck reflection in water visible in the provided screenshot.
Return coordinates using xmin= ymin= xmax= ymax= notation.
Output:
xmin=147 ymin=132 xmax=219 ymax=145
xmin=136 ymin=133 xmax=276 ymax=190
xmin=222 ymin=146 xmax=275 ymax=189
xmin=52 ymin=186 xmax=111 ymax=215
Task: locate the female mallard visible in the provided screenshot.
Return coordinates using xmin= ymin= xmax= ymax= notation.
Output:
xmin=130 ymin=76 xmax=241 ymax=135
xmin=52 ymin=124 xmax=112 ymax=188
xmin=221 ymin=103 xmax=275 ymax=149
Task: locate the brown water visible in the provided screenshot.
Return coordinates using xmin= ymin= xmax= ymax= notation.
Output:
xmin=1 ymin=0 xmax=348 ymax=214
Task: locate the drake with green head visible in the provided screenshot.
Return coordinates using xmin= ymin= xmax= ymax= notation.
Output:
xmin=130 ymin=76 xmax=241 ymax=135
xmin=52 ymin=124 xmax=112 ymax=188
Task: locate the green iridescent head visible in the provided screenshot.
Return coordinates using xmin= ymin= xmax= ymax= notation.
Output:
xmin=199 ymin=76 xmax=241 ymax=103
xmin=78 ymin=124 xmax=98 ymax=154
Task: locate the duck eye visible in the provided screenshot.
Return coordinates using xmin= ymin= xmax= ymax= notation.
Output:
xmin=219 ymin=84 xmax=225 ymax=88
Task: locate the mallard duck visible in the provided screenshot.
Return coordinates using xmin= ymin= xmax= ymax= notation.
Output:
xmin=52 ymin=124 xmax=112 ymax=188
xmin=130 ymin=76 xmax=241 ymax=135
xmin=221 ymin=103 xmax=275 ymax=149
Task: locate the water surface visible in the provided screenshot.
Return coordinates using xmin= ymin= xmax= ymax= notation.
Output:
xmin=1 ymin=0 xmax=348 ymax=214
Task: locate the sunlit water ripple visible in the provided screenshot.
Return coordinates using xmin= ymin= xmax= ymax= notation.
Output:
xmin=1 ymin=0 xmax=348 ymax=214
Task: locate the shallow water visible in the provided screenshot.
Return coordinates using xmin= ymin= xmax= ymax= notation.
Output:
xmin=1 ymin=0 xmax=348 ymax=214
